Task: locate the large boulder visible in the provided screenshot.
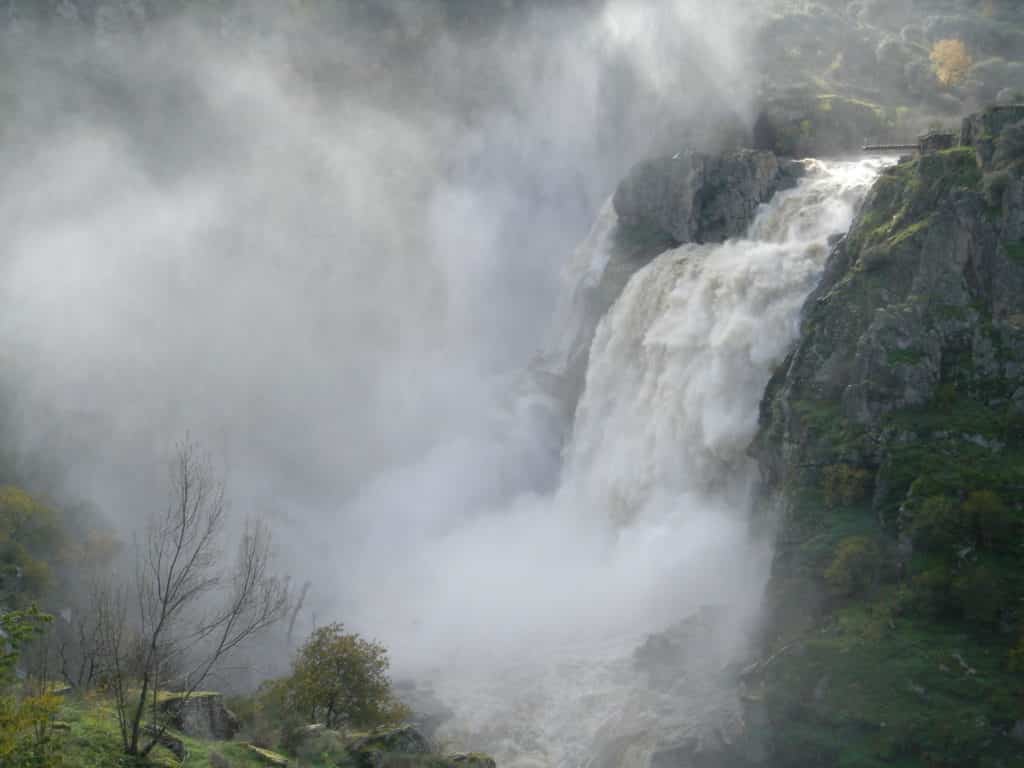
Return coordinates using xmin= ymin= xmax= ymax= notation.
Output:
xmin=157 ymin=692 xmax=240 ymax=741
xmin=347 ymin=725 xmax=432 ymax=768
xmin=612 ymin=148 xmax=795 ymax=245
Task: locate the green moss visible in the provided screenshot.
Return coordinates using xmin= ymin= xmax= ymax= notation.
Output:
xmin=886 ymin=347 xmax=925 ymax=366
xmin=792 ymin=399 xmax=870 ymax=457
xmin=760 ymin=604 xmax=1024 ymax=768
xmin=1005 ymin=240 xmax=1024 ymax=264
xmin=885 ymin=218 xmax=931 ymax=248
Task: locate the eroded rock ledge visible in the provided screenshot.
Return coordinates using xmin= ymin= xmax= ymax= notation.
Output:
xmin=612 ymin=149 xmax=802 ymax=245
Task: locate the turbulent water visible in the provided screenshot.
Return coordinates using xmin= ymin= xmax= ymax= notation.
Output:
xmin=423 ymin=157 xmax=889 ymax=768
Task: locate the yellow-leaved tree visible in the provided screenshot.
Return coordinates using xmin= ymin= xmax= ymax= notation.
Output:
xmin=930 ymin=38 xmax=972 ymax=87
xmin=0 ymin=606 xmax=60 ymax=767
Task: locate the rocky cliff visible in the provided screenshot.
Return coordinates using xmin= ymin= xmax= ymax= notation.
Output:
xmin=747 ymin=110 xmax=1024 ymax=766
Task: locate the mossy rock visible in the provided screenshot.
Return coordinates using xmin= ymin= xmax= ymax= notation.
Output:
xmin=444 ymin=753 xmax=496 ymax=768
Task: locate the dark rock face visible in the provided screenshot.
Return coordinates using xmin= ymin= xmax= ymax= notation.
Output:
xmin=612 ymin=149 xmax=792 ymax=245
xmin=748 ymin=119 xmax=1024 ymax=766
xmin=158 ymin=693 xmax=240 ymax=741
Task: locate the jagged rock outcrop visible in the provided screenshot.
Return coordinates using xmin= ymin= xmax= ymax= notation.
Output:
xmin=612 ymin=149 xmax=798 ymax=244
xmin=747 ymin=114 xmax=1024 ymax=766
xmin=157 ymin=692 xmax=240 ymax=741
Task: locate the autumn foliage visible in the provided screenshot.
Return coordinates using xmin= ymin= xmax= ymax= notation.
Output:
xmin=930 ymin=38 xmax=972 ymax=87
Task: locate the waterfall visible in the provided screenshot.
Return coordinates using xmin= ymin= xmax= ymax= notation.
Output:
xmin=428 ymin=157 xmax=889 ymax=768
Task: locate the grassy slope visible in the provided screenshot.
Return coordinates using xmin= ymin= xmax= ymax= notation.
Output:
xmin=57 ymin=695 xmax=310 ymax=768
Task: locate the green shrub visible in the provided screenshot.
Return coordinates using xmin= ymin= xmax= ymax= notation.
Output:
xmin=910 ymin=495 xmax=968 ymax=553
xmin=952 ymin=566 xmax=1005 ymax=625
xmin=962 ymin=490 xmax=1017 ymax=551
xmin=0 ymin=487 xmax=64 ymax=607
xmin=236 ymin=624 xmax=410 ymax=752
xmin=909 ymin=566 xmax=954 ymax=617
xmin=825 ymin=537 xmax=882 ymax=596
xmin=1010 ymin=633 xmax=1024 ymax=671
xmin=822 ymin=464 xmax=872 ymax=508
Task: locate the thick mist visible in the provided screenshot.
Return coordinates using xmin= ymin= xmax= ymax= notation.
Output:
xmin=1 ymin=1 xmax=756 ymax=633
xmin=0 ymin=0 xmax=791 ymax=762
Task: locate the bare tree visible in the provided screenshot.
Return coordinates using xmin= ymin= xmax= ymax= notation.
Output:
xmin=101 ymin=442 xmax=288 ymax=757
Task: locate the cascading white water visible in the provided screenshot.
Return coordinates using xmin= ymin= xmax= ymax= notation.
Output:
xmin=427 ymin=157 xmax=889 ymax=768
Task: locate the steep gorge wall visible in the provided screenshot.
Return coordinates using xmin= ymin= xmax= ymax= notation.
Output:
xmin=747 ymin=113 xmax=1024 ymax=766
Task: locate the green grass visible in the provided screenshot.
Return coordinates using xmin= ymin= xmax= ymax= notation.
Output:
xmin=761 ymin=596 xmax=1024 ymax=767
xmin=52 ymin=695 xmax=336 ymax=768
xmin=1006 ymin=240 xmax=1024 ymax=264
xmin=885 ymin=347 xmax=925 ymax=366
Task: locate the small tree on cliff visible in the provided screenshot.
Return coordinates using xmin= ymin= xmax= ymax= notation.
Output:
xmin=284 ymin=623 xmax=408 ymax=729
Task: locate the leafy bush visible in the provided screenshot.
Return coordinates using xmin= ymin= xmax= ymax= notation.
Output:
xmin=825 ymin=537 xmax=882 ymax=596
xmin=1010 ymin=633 xmax=1024 ymax=672
xmin=909 ymin=496 xmax=968 ymax=553
xmin=284 ymin=623 xmax=409 ymax=730
xmin=0 ymin=607 xmax=59 ymax=767
xmin=962 ymin=490 xmax=1017 ymax=551
xmin=236 ymin=624 xmax=410 ymax=749
xmin=952 ymin=566 xmax=1005 ymax=626
xmin=822 ymin=464 xmax=872 ymax=508
xmin=0 ymin=487 xmax=63 ymax=606
xmin=909 ymin=566 xmax=954 ymax=618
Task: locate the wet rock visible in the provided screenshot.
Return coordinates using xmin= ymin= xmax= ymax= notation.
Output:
xmin=157 ymin=692 xmax=240 ymax=741
xmin=348 ymin=725 xmax=432 ymax=768
xmin=613 ymin=149 xmax=785 ymax=245
xmin=445 ymin=753 xmax=497 ymax=768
